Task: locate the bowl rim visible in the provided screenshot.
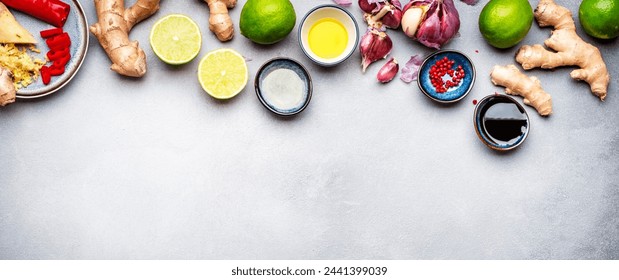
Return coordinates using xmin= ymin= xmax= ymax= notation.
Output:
xmin=417 ymin=49 xmax=476 ymax=104
xmin=297 ymin=4 xmax=359 ymax=67
xmin=254 ymin=57 xmax=313 ymax=117
xmin=473 ymin=94 xmax=531 ymax=151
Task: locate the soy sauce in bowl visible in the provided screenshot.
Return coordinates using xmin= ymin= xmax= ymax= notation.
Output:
xmin=474 ymin=95 xmax=530 ymax=151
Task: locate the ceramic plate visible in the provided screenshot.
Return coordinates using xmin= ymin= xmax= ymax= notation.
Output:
xmin=13 ymin=0 xmax=88 ymax=99
xmin=417 ymin=50 xmax=475 ymax=103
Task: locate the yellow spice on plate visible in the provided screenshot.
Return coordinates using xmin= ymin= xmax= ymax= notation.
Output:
xmin=0 ymin=43 xmax=45 ymax=89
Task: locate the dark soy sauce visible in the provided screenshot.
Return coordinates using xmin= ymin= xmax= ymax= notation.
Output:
xmin=479 ymin=97 xmax=528 ymax=146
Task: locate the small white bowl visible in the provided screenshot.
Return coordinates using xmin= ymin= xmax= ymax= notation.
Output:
xmin=298 ymin=5 xmax=359 ymax=67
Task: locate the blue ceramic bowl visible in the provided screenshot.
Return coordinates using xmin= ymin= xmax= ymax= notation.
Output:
xmin=473 ymin=94 xmax=530 ymax=151
xmin=417 ymin=50 xmax=475 ymax=103
xmin=255 ymin=58 xmax=312 ymax=116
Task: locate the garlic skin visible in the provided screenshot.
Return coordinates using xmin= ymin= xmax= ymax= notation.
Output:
xmin=400 ymin=55 xmax=423 ymax=83
xmin=360 ymin=0 xmax=403 ymax=29
xmin=401 ymin=0 xmax=461 ymax=49
xmin=382 ymin=7 xmax=403 ymax=29
xmin=358 ymin=0 xmax=378 ymax=14
xmin=360 ymin=29 xmax=393 ymax=72
xmin=377 ymin=57 xmax=399 ymax=83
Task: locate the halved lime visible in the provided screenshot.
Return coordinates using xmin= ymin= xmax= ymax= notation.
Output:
xmin=198 ymin=49 xmax=248 ymax=99
xmin=150 ymin=14 xmax=201 ymax=65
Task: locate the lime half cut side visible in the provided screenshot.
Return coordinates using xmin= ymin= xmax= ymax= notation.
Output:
xmin=150 ymin=14 xmax=202 ymax=65
xmin=198 ymin=49 xmax=248 ymax=100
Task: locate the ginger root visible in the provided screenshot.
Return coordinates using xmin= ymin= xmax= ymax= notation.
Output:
xmin=90 ymin=0 xmax=160 ymax=77
xmin=204 ymin=0 xmax=237 ymax=42
xmin=0 ymin=66 xmax=16 ymax=106
xmin=516 ymin=0 xmax=609 ymax=100
xmin=491 ymin=65 xmax=553 ymax=116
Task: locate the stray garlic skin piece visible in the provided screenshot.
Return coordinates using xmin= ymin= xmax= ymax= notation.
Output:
xmin=400 ymin=55 xmax=423 ymax=83
xmin=377 ymin=57 xmax=399 ymax=83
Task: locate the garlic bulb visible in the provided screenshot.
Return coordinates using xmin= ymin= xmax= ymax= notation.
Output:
xmin=401 ymin=0 xmax=461 ymax=49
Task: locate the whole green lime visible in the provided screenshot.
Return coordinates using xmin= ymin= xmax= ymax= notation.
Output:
xmin=579 ymin=0 xmax=619 ymax=39
xmin=479 ymin=0 xmax=534 ymax=49
xmin=239 ymin=0 xmax=296 ymax=45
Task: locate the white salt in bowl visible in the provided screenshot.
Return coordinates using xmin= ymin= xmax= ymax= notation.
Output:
xmin=255 ymin=58 xmax=312 ymax=116
xmin=298 ymin=4 xmax=359 ymax=67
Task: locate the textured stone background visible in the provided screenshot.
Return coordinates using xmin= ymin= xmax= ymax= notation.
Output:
xmin=1 ymin=0 xmax=617 ymax=259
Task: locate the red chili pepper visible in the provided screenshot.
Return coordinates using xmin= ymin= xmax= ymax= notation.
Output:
xmin=45 ymin=32 xmax=71 ymax=50
xmin=40 ymin=27 xmax=64 ymax=38
xmin=49 ymin=65 xmax=65 ymax=76
xmin=1 ymin=0 xmax=70 ymax=27
xmin=51 ymin=54 xmax=71 ymax=70
xmin=40 ymin=66 xmax=51 ymax=85
xmin=47 ymin=48 xmax=70 ymax=61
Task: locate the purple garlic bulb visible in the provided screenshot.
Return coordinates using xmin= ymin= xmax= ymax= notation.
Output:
xmin=401 ymin=0 xmax=461 ymax=49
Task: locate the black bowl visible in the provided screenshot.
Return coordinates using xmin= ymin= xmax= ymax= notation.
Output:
xmin=255 ymin=58 xmax=313 ymax=116
xmin=474 ymin=94 xmax=530 ymax=151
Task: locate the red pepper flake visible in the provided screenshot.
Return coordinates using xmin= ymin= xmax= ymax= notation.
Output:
xmin=51 ymin=54 xmax=70 ymax=70
xmin=429 ymin=56 xmax=466 ymax=94
xmin=46 ymin=32 xmax=71 ymax=50
xmin=47 ymin=48 xmax=70 ymax=61
xmin=475 ymin=50 xmax=479 ymax=53
xmin=49 ymin=66 xmax=65 ymax=76
xmin=41 ymin=66 xmax=51 ymax=85
xmin=40 ymin=27 xmax=63 ymax=38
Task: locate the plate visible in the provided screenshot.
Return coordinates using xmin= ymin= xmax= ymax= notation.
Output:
xmin=417 ymin=50 xmax=475 ymax=103
xmin=13 ymin=0 xmax=88 ymax=99
xmin=255 ymin=58 xmax=312 ymax=116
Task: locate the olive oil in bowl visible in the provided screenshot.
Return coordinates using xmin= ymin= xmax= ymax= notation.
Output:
xmin=308 ymin=18 xmax=348 ymax=59
xmin=298 ymin=4 xmax=359 ymax=66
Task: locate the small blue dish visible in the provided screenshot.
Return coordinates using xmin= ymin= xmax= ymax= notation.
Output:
xmin=474 ymin=94 xmax=530 ymax=151
xmin=417 ymin=50 xmax=475 ymax=103
xmin=255 ymin=58 xmax=312 ymax=116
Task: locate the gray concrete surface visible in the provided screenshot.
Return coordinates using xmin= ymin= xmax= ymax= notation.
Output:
xmin=1 ymin=0 xmax=618 ymax=259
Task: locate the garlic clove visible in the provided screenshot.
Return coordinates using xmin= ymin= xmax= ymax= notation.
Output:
xmin=360 ymin=29 xmax=393 ymax=72
xmin=382 ymin=8 xmax=403 ymax=29
xmin=377 ymin=57 xmax=399 ymax=83
xmin=401 ymin=6 xmax=424 ymax=37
